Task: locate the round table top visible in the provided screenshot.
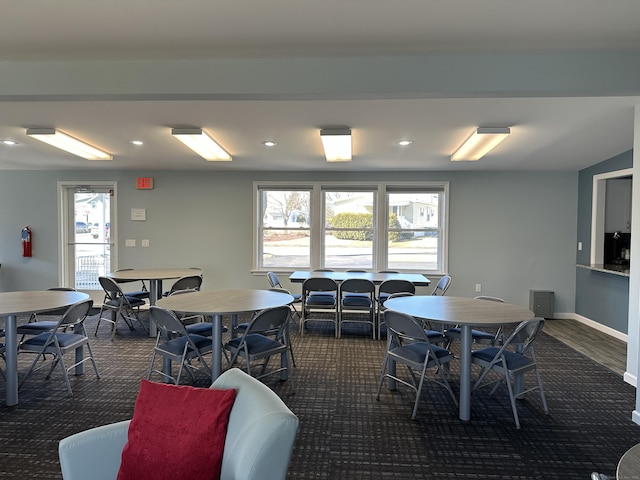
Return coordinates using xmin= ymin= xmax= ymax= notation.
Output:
xmin=383 ymin=295 xmax=534 ymax=326
xmin=107 ymin=268 xmax=202 ymax=281
xmin=617 ymin=443 xmax=640 ymax=480
xmin=157 ymin=289 xmax=294 ymax=316
xmin=0 ymin=290 xmax=90 ymax=316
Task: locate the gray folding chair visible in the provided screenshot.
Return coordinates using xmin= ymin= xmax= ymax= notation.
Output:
xmin=19 ymin=299 xmax=100 ymax=396
xmin=95 ymin=276 xmax=148 ymax=341
xmin=267 ymin=271 xmax=301 ymax=320
xmin=146 ymin=306 xmax=212 ymax=385
xmin=376 ymin=310 xmax=458 ymax=420
xmin=112 ymin=269 xmax=150 ymax=300
xmin=162 ymin=274 xmax=203 ymax=297
xmin=338 ymin=278 xmax=376 ymax=339
xmin=376 ymin=279 xmax=416 ymax=339
xmin=431 ymin=275 xmax=452 ymax=296
xmin=471 ymin=317 xmax=549 ymax=429
xmin=301 ymin=277 xmax=338 ymax=337
xmin=224 ymin=306 xmax=294 ymax=392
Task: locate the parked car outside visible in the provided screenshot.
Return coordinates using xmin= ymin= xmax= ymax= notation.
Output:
xmin=75 ymin=221 xmax=89 ymax=233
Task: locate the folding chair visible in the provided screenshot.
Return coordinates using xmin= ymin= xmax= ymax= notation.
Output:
xmin=224 ymin=306 xmax=294 ymax=393
xmin=19 ymin=299 xmax=100 ymax=396
xmin=146 ymin=306 xmax=212 ymax=385
xmin=376 ymin=310 xmax=458 ymax=419
xmin=338 ymin=278 xmax=376 ymax=338
xmin=471 ymin=317 xmax=549 ymax=429
xmin=95 ymin=276 xmax=148 ymax=341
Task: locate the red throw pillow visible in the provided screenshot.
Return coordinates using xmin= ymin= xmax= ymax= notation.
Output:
xmin=117 ymin=380 xmax=236 ymax=480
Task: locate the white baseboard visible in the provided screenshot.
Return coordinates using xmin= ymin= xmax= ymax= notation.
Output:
xmin=552 ymin=311 xmax=628 ymax=343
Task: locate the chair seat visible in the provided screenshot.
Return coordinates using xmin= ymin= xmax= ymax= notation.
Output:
xmin=227 ymin=333 xmax=284 ymax=356
xmin=105 ymin=296 xmax=146 ymax=308
xmin=21 ymin=332 xmax=87 ymax=350
xmin=306 ymin=294 xmax=336 ymax=306
xmin=342 ymin=296 xmax=373 ymax=308
xmin=424 ymin=329 xmax=446 ymax=341
xmin=124 ymin=290 xmax=150 ymax=299
xmin=472 ymin=346 xmax=535 ymax=371
xmin=158 ymin=334 xmax=213 ymax=357
xmin=185 ymin=323 xmax=228 ymax=337
xmin=390 ymin=342 xmax=453 ymax=366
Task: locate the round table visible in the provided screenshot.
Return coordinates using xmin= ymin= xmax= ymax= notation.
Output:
xmin=383 ymin=295 xmax=534 ymax=421
xmin=157 ymin=289 xmax=294 ymax=380
xmin=617 ymin=443 xmax=640 ymax=479
xmin=0 ymin=290 xmax=90 ymax=406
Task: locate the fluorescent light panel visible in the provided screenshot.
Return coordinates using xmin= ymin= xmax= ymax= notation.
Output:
xmin=320 ymin=128 xmax=352 ymax=162
xmin=451 ymin=127 xmax=510 ymax=161
xmin=171 ymin=128 xmax=231 ymax=161
xmin=26 ymin=128 xmax=112 ymax=160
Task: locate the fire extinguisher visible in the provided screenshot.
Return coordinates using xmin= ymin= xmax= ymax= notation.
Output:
xmin=21 ymin=226 xmax=32 ymax=257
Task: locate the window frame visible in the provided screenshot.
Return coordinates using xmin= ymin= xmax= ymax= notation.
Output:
xmin=254 ymin=181 xmax=449 ymax=274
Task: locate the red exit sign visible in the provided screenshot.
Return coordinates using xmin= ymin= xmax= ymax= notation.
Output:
xmin=137 ymin=177 xmax=154 ymax=190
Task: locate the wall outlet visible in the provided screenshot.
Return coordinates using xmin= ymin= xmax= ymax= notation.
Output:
xmin=475 ymin=283 xmax=482 ymax=293
xmin=141 ymin=239 xmax=150 ymax=247
xmin=125 ymin=239 xmax=136 ymax=247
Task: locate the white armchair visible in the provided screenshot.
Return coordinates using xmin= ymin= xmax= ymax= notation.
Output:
xmin=58 ymin=368 xmax=299 ymax=480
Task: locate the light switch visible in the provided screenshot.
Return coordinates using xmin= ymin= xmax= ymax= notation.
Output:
xmin=125 ymin=239 xmax=136 ymax=247
xmin=141 ymin=239 xmax=150 ymax=247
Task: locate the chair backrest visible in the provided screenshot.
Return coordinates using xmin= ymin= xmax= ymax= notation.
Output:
xmin=245 ymin=306 xmax=290 ymax=336
xmin=149 ymin=306 xmax=190 ymax=339
xmin=498 ymin=317 xmax=545 ymax=357
xmin=58 ymin=299 xmax=94 ymax=332
xmin=168 ymin=275 xmax=202 ymax=295
xmin=474 ymin=295 xmax=505 ymax=303
xmin=378 ymin=270 xmax=399 ymax=274
xmin=266 ymin=271 xmax=283 ymax=288
xmin=98 ymin=276 xmax=124 ymax=301
xmin=431 ymin=275 xmax=452 ymax=296
xmin=312 ymin=269 xmax=334 ymax=272
xmin=384 ymin=310 xmax=432 ymax=343
xmin=378 ymin=279 xmax=416 ymax=296
xmin=302 ymin=277 xmax=338 ymax=295
xmin=340 ymin=278 xmax=375 ymax=296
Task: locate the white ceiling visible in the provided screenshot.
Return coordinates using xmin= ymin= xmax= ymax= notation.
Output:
xmin=0 ymin=0 xmax=639 ymax=172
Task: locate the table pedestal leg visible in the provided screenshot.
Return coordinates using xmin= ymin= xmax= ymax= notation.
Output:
xmin=148 ymin=280 xmax=159 ymax=337
xmin=212 ymin=314 xmax=223 ymax=380
xmin=4 ymin=315 xmax=18 ymax=406
xmin=459 ymin=325 xmax=472 ymax=421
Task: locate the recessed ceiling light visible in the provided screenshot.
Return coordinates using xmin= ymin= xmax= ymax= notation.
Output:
xmin=263 ymin=141 xmax=277 ymax=147
xmin=396 ymin=140 xmax=413 ymax=146
xmin=2 ymin=140 xmax=17 ymax=145
xmin=131 ymin=140 xmax=144 ymax=146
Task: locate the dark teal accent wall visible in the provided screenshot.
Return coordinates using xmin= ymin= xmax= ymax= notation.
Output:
xmin=576 ymin=150 xmax=632 ymax=333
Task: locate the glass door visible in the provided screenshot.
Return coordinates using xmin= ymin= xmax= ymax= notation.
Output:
xmin=61 ymin=184 xmax=115 ymax=290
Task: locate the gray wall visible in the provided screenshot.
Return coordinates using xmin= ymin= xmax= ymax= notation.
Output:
xmin=0 ymin=169 xmax=577 ymax=312
xmin=576 ymin=151 xmax=633 ymax=333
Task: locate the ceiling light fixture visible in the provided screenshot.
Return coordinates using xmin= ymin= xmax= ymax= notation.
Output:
xmin=263 ymin=140 xmax=277 ymax=147
xmin=451 ymin=127 xmax=510 ymax=161
xmin=171 ymin=128 xmax=232 ymax=161
xmin=26 ymin=128 xmax=112 ymax=160
xmin=396 ymin=140 xmax=413 ymax=146
xmin=131 ymin=140 xmax=144 ymax=146
xmin=320 ymin=128 xmax=352 ymax=162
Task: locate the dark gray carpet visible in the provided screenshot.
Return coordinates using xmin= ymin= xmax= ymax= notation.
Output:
xmin=0 ymin=313 xmax=637 ymax=479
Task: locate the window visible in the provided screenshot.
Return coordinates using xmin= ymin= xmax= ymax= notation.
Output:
xmin=255 ymin=182 xmax=448 ymax=273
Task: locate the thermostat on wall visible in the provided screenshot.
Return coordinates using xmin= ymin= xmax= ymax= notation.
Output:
xmin=131 ymin=208 xmax=146 ymax=221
